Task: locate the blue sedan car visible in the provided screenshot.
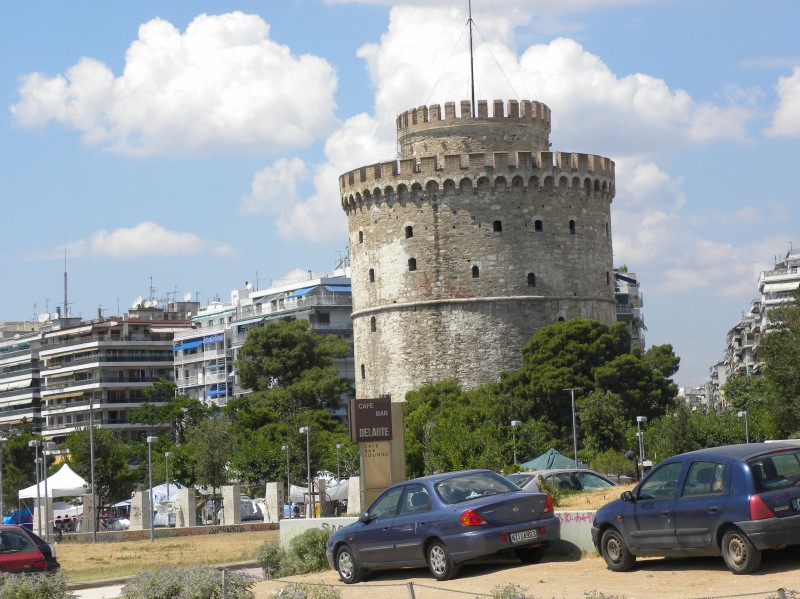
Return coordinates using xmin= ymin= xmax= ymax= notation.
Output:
xmin=592 ymin=443 xmax=800 ymax=574
xmin=326 ymin=469 xmax=560 ymax=583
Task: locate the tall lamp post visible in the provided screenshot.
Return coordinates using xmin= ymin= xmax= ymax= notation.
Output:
xmin=738 ymin=411 xmax=749 ymax=443
xmin=636 ymin=416 xmax=648 ymax=469
xmin=564 ymin=388 xmax=582 ymax=467
xmin=28 ymin=440 xmax=42 ymax=537
xmin=299 ymin=427 xmax=311 ymax=519
xmin=0 ymin=437 xmax=6 ymax=520
xmin=335 ymin=443 xmax=344 ymax=480
xmin=89 ymin=397 xmax=97 ymax=543
xmin=281 ymin=444 xmax=291 ymax=508
xmin=510 ymin=420 xmax=521 ymax=465
xmin=42 ymin=441 xmax=56 ymax=542
xmin=164 ymin=451 xmax=174 ymax=501
xmin=146 ymin=436 xmax=158 ymax=543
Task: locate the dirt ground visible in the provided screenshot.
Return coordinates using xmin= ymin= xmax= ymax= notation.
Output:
xmin=250 ymin=549 xmax=800 ymax=599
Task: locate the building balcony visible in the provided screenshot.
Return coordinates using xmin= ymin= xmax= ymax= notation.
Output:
xmin=39 ymin=334 xmax=174 ymax=352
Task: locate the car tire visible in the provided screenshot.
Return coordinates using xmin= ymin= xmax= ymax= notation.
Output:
xmin=515 ymin=545 xmax=546 ymax=564
xmin=427 ymin=540 xmax=458 ymax=581
xmin=721 ymin=529 xmax=762 ymax=575
xmin=336 ymin=545 xmax=362 ymax=584
xmin=600 ymin=528 xmax=636 ymax=572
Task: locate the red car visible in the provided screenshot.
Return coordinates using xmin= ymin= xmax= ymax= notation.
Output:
xmin=0 ymin=525 xmax=60 ymax=573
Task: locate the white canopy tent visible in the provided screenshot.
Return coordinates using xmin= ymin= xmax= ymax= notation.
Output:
xmin=18 ymin=463 xmax=87 ymax=499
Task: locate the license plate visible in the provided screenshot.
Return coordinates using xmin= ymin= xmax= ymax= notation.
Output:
xmin=509 ymin=529 xmax=538 ymax=544
xmin=792 ymin=498 xmax=799 ymax=511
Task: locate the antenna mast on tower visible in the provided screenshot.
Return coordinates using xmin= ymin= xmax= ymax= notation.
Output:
xmin=63 ymin=247 xmax=69 ymax=318
xmin=468 ymin=0 xmax=476 ymax=117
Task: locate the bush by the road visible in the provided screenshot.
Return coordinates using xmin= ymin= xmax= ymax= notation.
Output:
xmin=0 ymin=571 xmax=67 ymax=599
xmin=119 ymin=564 xmax=255 ymax=599
xmin=256 ymin=528 xmax=333 ymax=579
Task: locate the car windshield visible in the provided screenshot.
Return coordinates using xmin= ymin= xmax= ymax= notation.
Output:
xmin=748 ymin=449 xmax=800 ymax=493
xmin=506 ymin=473 xmax=535 ymax=488
xmin=435 ymin=471 xmax=519 ymax=504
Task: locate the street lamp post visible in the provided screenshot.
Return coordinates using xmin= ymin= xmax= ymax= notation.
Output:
xmin=146 ymin=436 xmax=158 ymax=543
xmin=564 ymin=388 xmax=582 ymax=467
xmin=510 ymin=420 xmax=521 ymax=465
xmin=738 ymin=411 xmax=749 ymax=443
xmin=636 ymin=416 xmax=648 ymax=468
xmin=299 ymin=427 xmax=311 ymax=519
xmin=28 ymin=440 xmax=42 ymax=537
xmin=164 ymin=452 xmax=174 ymax=502
xmin=281 ymin=444 xmax=291 ymax=508
xmin=0 ymin=437 xmax=6 ymax=520
xmin=42 ymin=442 xmax=56 ymax=542
xmin=89 ymin=397 xmax=97 ymax=543
xmin=335 ymin=443 xmax=344 ymax=480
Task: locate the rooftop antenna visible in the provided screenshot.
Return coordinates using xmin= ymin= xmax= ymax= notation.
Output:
xmin=63 ymin=246 xmax=69 ymax=318
xmin=148 ymin=276 xmax=157 ymax=302
xmin=468 ymin=0 xmax=476 ymax=117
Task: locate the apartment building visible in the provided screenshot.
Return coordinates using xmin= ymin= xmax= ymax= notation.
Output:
xmin=0 ymin=330 xmax=43 ymax=434
xmin=174 ymin=269 xmax=354 ymax=417
xmin=758 ymin=248 xmax=800 ymax=330
xmin=614 ymin=270 xmax=646 ymax=351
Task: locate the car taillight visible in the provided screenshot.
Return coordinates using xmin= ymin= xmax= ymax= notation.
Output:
xmin=543 ymin=495 xmax=554 ymax=515
xmin=749 ymin=494 xmax=775 ymax=520
xmin=460 ymin=509 xmax=488 ymax=526
xmin=33 ymin=559 xmax=46 ymax=570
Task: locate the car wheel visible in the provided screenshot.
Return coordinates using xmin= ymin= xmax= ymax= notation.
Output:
xmin=336 ymin=546 xmax=362 ymax=584
xmin=427 ymin=540 xmax=458 ymax=581
xmin=721 ymin=529 xmax=762 ymax=575
xmin=601 ymin=528 xmax=636 ymax=572
xmin=515 ymin=545 xmax=546 ymax=564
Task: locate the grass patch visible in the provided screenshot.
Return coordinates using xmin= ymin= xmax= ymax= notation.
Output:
xmin=57 ymin=530 xmax=278 ymax=583
xmin=556 ymin=483 xmax=635 ymax=510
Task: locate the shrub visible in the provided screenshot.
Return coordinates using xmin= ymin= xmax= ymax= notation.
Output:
xmin=483 ymin=584 xmax=539 ymax=599
xmin=584 ymin=592 xmax=628 ymax=599
xmin=257 ymin=527 xmax=333 ymax=578
xmin=120 ymin=564 xmax=255 ymax=599
xmin=0 ymin=571 xmax=68 ymax=599
xmin=274 ymin=582 xmax=342 ymax=598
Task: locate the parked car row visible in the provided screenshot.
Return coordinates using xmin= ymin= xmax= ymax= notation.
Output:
xmin=327 ymin=442 xmax=800 ymax=584
xmin=0 ymin=525 xmax=60 ymax=573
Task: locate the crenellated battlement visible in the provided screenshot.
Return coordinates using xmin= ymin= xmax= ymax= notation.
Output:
xmin=397 ymin=99 xmax=551 ymax=133
xmin=339 ymin=150 xmax=614 ymax=196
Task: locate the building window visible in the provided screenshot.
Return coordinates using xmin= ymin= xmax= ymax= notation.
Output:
xmin=405 ymin=225 xmax=413 ymax=238
xmin=370 ymin=316 xmax=376 ymax=332
xmin=369 ymin=268 xmax=375 ymax=283
xmin=527 ymin=273 xmax=536 ymax=287
xmin=493 ymin=220 xmax=502 ymax=232
xmin=358 ymin=230 xmax=364 ymax=244
xmin=607 ymin=271 xmax=610 ymax=285
xmin=472 ymin=265 xmax=480 ymax=278
xmin=408 ymin=258 xmax=417 ymax=271
xmin=360 ymin=364 xmax=365 ymax=380
xmin=535 ymin=220 xmax=543 ymax=232
xmin=569 ymin=220 xmax=576 ymax=234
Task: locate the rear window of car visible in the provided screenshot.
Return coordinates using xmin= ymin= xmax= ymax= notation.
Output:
xmin=0 ymin=530 xmax=35 ymax=552
xmin=435 ymin=472 xmax=519 ymax=504
xmin=747 ymin=449 xmax=800 ymax=493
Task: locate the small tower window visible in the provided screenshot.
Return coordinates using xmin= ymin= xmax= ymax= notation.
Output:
xmin=370 ymin=316 xmax=376 ymax=332
xmin=472 ymin=265 xmax=480 ymax=278
xmin=534 ymin=220 xmax=543 ymax=232
xmin=493 ymin=220 xmax=502 ymax=232
xmin=369 ymin=268 xmax=375 ymax=283
xmin=607 ymin=271 xmax=610 ymax=285
xmin=360 ymin=364 xmax=365 ymax=380
xmin=405 ymin=225 xmax=413 ymax=238
xmin=558 ymin=316 xmax=566 ymax=322
xmin=569 ymin=220 xmax=576 ymax=234
xmin=358 ymin=230 xmax=364 ymax=244
xmin=408 ymin=258 xmax=417 ymax=272
xmin=527 ymin=273 xmax=536 ymax=287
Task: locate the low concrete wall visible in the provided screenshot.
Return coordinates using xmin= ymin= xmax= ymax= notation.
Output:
xmin=278 ymin=510 xmax=598 ymax=554
xmin=58 ymin=521 xmax=278 ymax=544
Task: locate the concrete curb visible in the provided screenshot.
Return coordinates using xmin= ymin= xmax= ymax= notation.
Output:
xmin=66 ymin=560 xmax=259 ymax=590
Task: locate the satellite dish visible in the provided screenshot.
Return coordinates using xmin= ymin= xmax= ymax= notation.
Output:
xmin=143 ymin=300 xmax=151 ymax=308
xmin=186 ymin=311 xmax=192 ymax=317
xmin=37 ymin=313 xmax=49 ymax=323
xmin=245 ymin=281 xmax=252 ymax=290
xmin=50 ymin=312 xmax=59 ymax=320
xmin=13 ymin=334 xmax=20 ymax=339
xmin=183 ymin=292 xmax=192 ymax=302
xmin=132 ymin=295 xmax=143 ymax=309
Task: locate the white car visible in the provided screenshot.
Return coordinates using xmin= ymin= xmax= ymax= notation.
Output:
xmin=508 ymin=469 xmax=616 ymax=493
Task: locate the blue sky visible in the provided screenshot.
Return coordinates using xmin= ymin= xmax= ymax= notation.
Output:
xmin=2 ymin=0 xmax=798 ymax=388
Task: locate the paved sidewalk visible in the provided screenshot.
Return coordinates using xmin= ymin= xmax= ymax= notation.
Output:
xmin=69 ymin=584 xmax=123 ymax=598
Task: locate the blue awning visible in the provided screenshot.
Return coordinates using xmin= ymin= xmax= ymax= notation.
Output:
xmin=287 ymin=285 xmax=318 ymax=298
xmin=203 ymin=333 xmax=224 ymax=344
xmin=324 ymin=285 xmax=351 ymax=293
xmin=614 ymin=273 xmax=638 ymax=286
xmin=206 ymin=388 xmax=227 ymax=397
xmin=173 ymin=340 xmax=202 ymax=352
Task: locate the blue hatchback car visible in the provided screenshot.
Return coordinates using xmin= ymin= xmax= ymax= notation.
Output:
xmin=326 ymin=469 xmax=560 ymax=583
xmin=592 ymin=443 xmax=800 ymax=574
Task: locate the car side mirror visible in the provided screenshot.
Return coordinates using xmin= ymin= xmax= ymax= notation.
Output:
xmin=620 ymin=490 xmax=634 ymax=502
xmin=358 ymin=511 xmax=371 ymax=523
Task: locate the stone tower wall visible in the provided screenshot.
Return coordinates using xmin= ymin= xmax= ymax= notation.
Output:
xmin=341 ymin=99 xmax=616 ymax=403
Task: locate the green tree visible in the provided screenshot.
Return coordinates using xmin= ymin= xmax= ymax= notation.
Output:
xmin=1 ymin=434 xmax=41 ymax=514
xmin=577 ymin=390 xmax=627 ymax=453
xmin=234 ymin=321 xmax=351 ymax=420
xmin=129 ymin=380 xmax=211 ymax=444
xmin=758 ymin=288 xmax=800 ymax=436
xmin=186 ymin=418 xmax=236 ymax=524
xmin=66 ymin=427 xmax=136 ymax=506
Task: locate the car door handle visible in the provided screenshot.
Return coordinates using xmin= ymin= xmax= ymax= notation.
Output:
xmin=660 ymin=510 xmax=670 ymax=516
xmin=707 ymin=506 xmax=718 ymax=512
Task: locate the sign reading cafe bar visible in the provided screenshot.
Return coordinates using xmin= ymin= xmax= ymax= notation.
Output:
xmin=349 ymin=397 xmax=392 ymax=442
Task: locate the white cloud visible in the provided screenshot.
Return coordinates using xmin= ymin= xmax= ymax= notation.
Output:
xmin=61 ymin=222 xmax=237 ymax=259
xmin=241 ymin=157 xmax=308 ymax=215
xmin=765 ymin=67 xmax=800 ymax=138
xmin=11 ymin=12 xmax=339 ymax=156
